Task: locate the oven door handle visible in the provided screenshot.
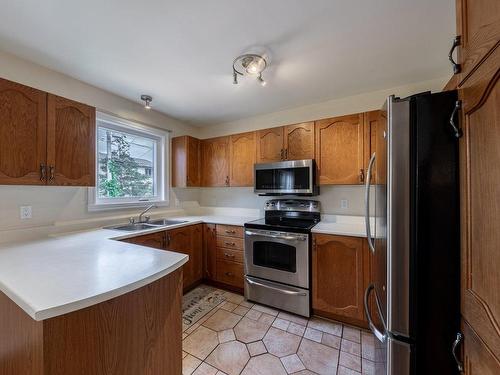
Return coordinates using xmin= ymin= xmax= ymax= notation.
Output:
xmin=245 ymin=276 xmax=308 ymax=296
xmin=245 ymin=230 xmax=306 ymax=241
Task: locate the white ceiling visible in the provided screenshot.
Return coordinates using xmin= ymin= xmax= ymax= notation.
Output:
xmin=0 ymin=0 xmax=455 ymax=126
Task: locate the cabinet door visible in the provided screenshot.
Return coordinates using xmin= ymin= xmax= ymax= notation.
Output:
xmin=0 ymin=78 xmax=47 ymax=185
xmin=456 ymin=0 xmax=500 ymax=80
xmin=315 ymin=113 xmax=365 ymax=185
xmin=172 ymin=136 xmax=200 ymax=187
xmin=201 ymin=136 xmax=229 ymax=187
xmin=284 ymin=122 xmax=314 ymax=160
xmin=47 ymin=94 xmax=95 ymax=186
xmin=121 ymin=231 xmax=165 ymax=250
xmin=256 ymin=127 xmax=284 ymax=163
xmin=462 ymin=321 xmax=500 ymax=375
xmin=203 ymin=224 xmax=217 ymax=280
xmin=229 ymin=131 xmax=256 ymax=187
xmin=312 ymin=234 xmax=367 ymax=323
xmin=365 ymin=110 xmax=386 ymax=184
xmin=459 ymin=46 xmax=500 ymax=359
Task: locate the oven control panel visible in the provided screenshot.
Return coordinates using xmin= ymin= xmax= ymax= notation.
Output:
xmin=264 ymin=199 xmax=320 ymax=212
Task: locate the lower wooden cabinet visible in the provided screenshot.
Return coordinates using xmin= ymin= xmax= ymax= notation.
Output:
xmin=462 ymin=321 xmax=500 ymax=375
xmin=216 ymin=259 xmax=244 ymax=289
xmin=166 ymin=224 xmax=203 ymax=292
xmin=203 ymin=223 xmax=217 ymax=280
xmin=121 ymin=230 xmax=165 ymax=250
xmin=312 ymin=233 xmax=369 ymax=326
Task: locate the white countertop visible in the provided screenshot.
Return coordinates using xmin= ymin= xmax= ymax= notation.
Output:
xmin=311 ymin=215 xmax=373 ymax=237
xmin=0 ymin=215 xmax=258 ymax=321
xmin=0 ymin=212 xmax=372 ymax=322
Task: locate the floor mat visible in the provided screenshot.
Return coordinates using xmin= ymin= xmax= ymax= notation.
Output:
xmin=182 ymin=284 xmax=226 ymax=331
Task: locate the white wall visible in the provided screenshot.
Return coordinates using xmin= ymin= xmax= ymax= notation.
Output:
xmin=0 ymin=51 xmax=199 ymax=233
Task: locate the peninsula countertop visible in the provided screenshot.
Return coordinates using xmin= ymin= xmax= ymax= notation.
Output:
xmin=0 ymin=214 xmax=259 ymax=321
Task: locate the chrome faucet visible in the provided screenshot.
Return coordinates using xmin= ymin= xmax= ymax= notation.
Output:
xmin=131 ymin=204 xmax=158 ymax=223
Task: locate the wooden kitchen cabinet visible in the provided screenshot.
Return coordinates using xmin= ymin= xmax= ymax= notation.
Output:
xmin=172 ymin=135 xmax=200 ymax=187
xmin=284 ymin=122 xmax=315 ymax=160
xmin=312 ymin=233 xmax=369 ymax=327
xmin=256 ymin=122 xmax=315 ymax=163
xmin=47 ymin=94 xmax=95 ymax=186
xmin=256 ymin=127 xmax=284 ymax=163
xmin=229 ymin=131 xmax=256 ymax=186
xmin=315 ymin=113 xmax=366 ymax=185
xmin=201 ymin=136 xmax=230 ymax=187
xmin=121 ymin=230 xmax=165 ymax=250
xmin=166 ymin=224 xmax=203 ymax=291
xmin=455 ymin=0 xmax=500 ymax=82
xmin=0 ymin=78 xmax=47 ymax=185
xmin=203 ymin=223 xmax=217 ymax=281
xmin=462 ymin=321 xmax=500 ymax=374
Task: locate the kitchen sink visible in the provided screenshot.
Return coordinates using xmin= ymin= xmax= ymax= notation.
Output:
xmin=105 ymin=219 xmax=188 ymax=232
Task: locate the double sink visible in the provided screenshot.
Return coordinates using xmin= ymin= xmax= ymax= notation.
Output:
xmin=106 ymin=219 xmax=188 ymax=232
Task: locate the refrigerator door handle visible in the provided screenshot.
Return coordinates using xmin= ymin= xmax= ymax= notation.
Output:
xmin=364 ymin=283 xmax=387 ymax=343
xmin=365 ymin=152 xmax=376 ymax=252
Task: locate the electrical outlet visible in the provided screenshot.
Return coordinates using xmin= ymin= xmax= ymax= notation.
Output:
xmin=340 ymin=199 xmax=348 ymax=209
xmin=20 ymin=206 xmax=32 ymax=219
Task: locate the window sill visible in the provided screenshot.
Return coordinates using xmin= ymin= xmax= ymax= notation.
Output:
xmin=87 ymin=200 xmax=170 ymax=212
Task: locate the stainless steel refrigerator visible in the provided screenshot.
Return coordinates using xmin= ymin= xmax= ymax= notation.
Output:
xmin=364 ymin=92 xmax=461 ymax=375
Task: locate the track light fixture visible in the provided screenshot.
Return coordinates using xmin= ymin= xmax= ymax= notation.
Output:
xmin=232 ymin=54 xmax=267 ymax=86
xmin=140 ymin=95 xmax=153 ymax=109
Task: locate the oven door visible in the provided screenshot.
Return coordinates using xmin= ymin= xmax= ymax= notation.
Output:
xmin=254 ymin=159 xmax=315 ymax=195
xmin=244 ymin=228 xmax=309 ymax=289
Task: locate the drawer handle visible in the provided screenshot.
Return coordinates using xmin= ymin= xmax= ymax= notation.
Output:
xmin=224 ymin=272 xmax=234 ymax=277
xmin=224 ymin=242 xmax=236 ymax=246
xmin=224 ymin=253 xmax=235 ymax=258
xmin=225 ymin=230 xmax=236 ymax=234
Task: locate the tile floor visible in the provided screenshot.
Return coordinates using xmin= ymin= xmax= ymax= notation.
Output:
xmin=182 ymin=286 xmax=377 ymax=375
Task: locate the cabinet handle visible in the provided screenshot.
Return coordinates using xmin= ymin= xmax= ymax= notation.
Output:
xmin=224 ymin=242 xmax=236 ymax=246
xmin=166 ymin=234 xmax=171 ymax=247
xmin=452 ymin=332 xmax=464 ymax=373
xmin=224 ymin=272 xmax=234 ymax=277
xmin=225 ymin=230 xmax=236 ymax=234
xmin=280 ymin=149 xmax=284 ymax=160
xmin=48 ymin=166 xmax=55 ymax=182
xmin=284 ymin=149 xmax=288 ymax=160
xmin=448 ymin=36 xmax=461 ymax=74
xmin=359 ymin=168 xmax=365 ymax=183
xmin=225 ymin=175 xmax=229 ymax=186
xmin=40 ymin=164 xmax=47 ymax=181
xmin=224 ymin=253 xmax=235 ymax=258
xmin=449 ymin=100 xmax=463 ymax=138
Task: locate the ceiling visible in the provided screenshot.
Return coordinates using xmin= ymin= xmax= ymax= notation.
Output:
xmin=0 ymin=0 xmax=455 ymax=126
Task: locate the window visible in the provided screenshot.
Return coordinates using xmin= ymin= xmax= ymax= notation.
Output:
xmin=88 ymin=112 xmax=169 ymax=210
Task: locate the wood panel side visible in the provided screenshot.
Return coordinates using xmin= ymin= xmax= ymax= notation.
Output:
xmin=171 ymin=136 xmax=187 ymax=187
xmin=43 ymin=269 xmax=183 ymax=375
xmin=0 ymin=291 xmax=44 ymax=375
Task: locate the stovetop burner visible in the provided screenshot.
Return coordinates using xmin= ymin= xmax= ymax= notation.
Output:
xmin=245 ymin=199 xmax=321 ymax=233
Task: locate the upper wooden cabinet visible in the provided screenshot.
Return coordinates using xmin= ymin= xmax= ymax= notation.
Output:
xmin=229 ymin=131 xmax=256 ymax=187
xmin=456 ymin=0 xmax=500 ymax=81
xmin=0 ymin=78 xmax=47 ymax=185
xmin=256 ymin=122 xmax=315 ymax=163
xmin=172 ymin=135 xmax=200 ymax=187
xmin=315 ymin=113 xmax=366 ymax=185
xmin=256 ymin=127 xmax=283 ymax=163
xmin=364 ymin=110 xmax=385 ymax=184
xmin=462 ymin=322 xmax=500 ymax=375
xmin=201 ymin=136 xmax=230 ymax=187
xmin=47 ymin=94 xmax=95 ymax=186
xmin=0 ymin=77 xmax=96 ymax=186
xmin=312 ymin=233 xmax=369 ymax=326
xmin=284 ymin=122 xmax=315 ymax=161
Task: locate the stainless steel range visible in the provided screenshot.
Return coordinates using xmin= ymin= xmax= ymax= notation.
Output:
xmin=244 ymin=199 xmax=320 ymax=317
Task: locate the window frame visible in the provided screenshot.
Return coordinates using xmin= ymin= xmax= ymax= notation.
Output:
xmin=88 ymin=112 xmax=169 ymax=211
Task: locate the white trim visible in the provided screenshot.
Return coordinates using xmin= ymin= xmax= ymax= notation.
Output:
xmin=88 ymin=112 xmax=170 ymax=211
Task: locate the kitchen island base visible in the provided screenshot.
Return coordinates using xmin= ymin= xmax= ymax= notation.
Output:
xmin=0 ymin=268 xmax=182 ymax=375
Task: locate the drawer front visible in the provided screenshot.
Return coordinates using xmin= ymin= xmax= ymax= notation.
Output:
xmin=216 ymin=259 xmax=244 ymax=288
xmin=216 ymin=236 xmax=244 ymax=250
xmin=217 ymin=247 xmax=244 ymax=263
xmin=216 ymin=225 xmax=243 ymax=238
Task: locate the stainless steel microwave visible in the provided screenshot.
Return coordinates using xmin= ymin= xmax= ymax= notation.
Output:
xmin=254 ymin=159 xmax=318 ymax=195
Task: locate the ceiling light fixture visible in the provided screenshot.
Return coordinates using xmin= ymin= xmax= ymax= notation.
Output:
xmin=233 ymin=54 xmax=267 ymax=86
xmin=140 ymin=94 xmax=153 ymax=109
